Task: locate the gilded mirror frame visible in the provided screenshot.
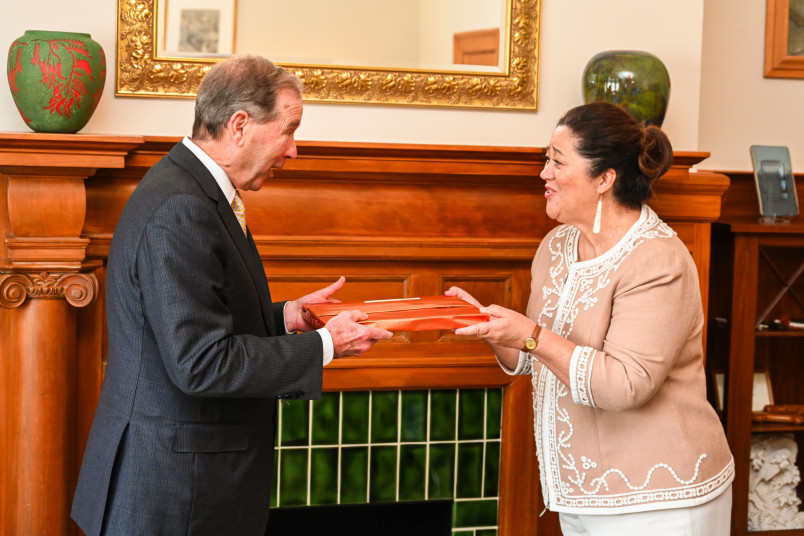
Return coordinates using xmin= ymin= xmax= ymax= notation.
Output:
xmin=116 ymin=0 xmax=541 ymax=109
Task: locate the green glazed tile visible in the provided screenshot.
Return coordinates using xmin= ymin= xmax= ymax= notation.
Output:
xmin=369 ymin=445 xmax=397 ymax=502
xmin=310 ymin=448 xmax=339 ymax=505
xmin=453 ymin=499 xmax=498 ymax=528
xmin=271 ymin=452 xmax=278 ymax=507
xmin=340 ymin=446 xmax=368 ymax=504
xmin=458 ymin=390 xmax=485 ymax=440
xmin=430 ymin=390 xmax=457 ymax=442
xmin=371 ymin=391 xmax=399 ymax=444
xmin=312 ymin=392 xmax=340 ymax=445
xmin=274 ymin=401 xmax=280 ymax=447
xmin=428 ymin=443 xmax=455 ymax=500
xmin=484 ymin=441 xmax=500 ymax=497
xmin=486 ymin=389 xmax=502 ymax=440
xmin=398 ymin=444 xmax=426 ymax=501
xmin=476 ymin=530 xmax=498 ymax=536
xmin=456 ymin=443 xmax=483 ymax=498
xmin=280 ymin=399 xmax=309 ymax=446
xmin=279 ymin=449 xmax=308 ymax=507
xmin=401 ymin=390 xmax=427 ymax=442
xmin=342 ymin=392 xmax=369 ymax=444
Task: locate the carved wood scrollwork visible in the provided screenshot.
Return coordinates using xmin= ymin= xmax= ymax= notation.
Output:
xmin=0 ymin=272 xmax=98 ymax=308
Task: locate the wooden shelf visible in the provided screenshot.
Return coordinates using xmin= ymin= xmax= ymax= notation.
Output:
xmin=710 ymin=213 xmax=804 ymax=536
xmin=752 ymin=423 xmax=804 ymax=433
xmin=756 ymin=331 xmax=804 ymax=338
xmin=748 ymin=530 xmax=804 ymax=536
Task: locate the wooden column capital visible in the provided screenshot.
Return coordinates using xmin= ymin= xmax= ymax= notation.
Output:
xmin=0 ymin=272 xmax=97 ymax=308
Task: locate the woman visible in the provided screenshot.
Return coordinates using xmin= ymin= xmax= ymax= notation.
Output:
xmin=449 ymin=102 xmax=734 ymax=535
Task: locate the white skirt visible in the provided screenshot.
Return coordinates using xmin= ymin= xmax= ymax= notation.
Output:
xmin=558 ymin=485 xmax=732 ymax=536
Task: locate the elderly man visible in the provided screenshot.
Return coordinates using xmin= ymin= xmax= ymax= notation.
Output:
xmin=71 ymin=55 xmax=392 ymax=536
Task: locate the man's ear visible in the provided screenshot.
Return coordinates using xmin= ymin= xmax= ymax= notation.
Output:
xmin=598 ymin=168 xmax=616 ymax=194
xmin=227 ymin=110 xmax=249 ymax=145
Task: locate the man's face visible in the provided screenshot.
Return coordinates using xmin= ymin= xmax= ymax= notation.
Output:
xmin=233 ymin=89 xmax=303 ymax=191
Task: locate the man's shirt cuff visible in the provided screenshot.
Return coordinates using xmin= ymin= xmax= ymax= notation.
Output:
xmin=318 ymin=328 xmax=334 ymax=366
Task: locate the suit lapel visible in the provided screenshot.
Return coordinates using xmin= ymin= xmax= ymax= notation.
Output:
xmin=167 ymin=143 xmax=277 ymax=337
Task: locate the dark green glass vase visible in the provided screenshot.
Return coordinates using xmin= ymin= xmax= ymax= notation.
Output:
xmin=582 ymin=50 xmax=670 ymax=127
xmin=7 ymin=30 xmax=106 ymax=133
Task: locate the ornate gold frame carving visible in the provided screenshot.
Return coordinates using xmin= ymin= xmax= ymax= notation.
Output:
xmin=116 ymin=0 xmax=541 ymax=109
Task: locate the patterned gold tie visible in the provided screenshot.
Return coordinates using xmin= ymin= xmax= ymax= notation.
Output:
xmin=231 ymin=191 xmax=247 ymax=235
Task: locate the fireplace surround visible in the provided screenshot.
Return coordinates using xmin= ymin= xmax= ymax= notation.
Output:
xmin=0 ymin=133 xmax=729 ymax=536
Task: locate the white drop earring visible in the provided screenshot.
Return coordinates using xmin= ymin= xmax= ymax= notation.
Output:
xmin=593 ymin=194 xmax=602 ymax=234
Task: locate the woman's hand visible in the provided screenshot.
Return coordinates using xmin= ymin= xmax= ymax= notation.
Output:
xmin=455 ymin=304 xmax=537 ymax=351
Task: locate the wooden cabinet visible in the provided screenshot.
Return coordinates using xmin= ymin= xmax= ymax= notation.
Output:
xmin=707 ymin=219 xmax=804 ymax=536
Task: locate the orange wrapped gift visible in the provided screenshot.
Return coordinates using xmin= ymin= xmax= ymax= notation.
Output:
xmin=303 ymin=295 xmax=490 ymax=332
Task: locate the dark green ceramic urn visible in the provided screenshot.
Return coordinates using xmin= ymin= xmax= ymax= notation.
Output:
xmin=7 ymin=30 xmax=106 ymax=133
xmin=582 ymin=50 xmax=670 ymax=127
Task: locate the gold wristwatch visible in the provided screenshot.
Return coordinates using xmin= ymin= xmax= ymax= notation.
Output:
xmin=522 ymin=324 xmax=542 ymax=353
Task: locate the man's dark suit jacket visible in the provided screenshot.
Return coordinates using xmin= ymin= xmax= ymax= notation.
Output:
xmin=71 ymin=142 xmax=323 ymax=536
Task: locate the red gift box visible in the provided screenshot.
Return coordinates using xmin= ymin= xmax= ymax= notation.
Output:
xmin=303 ymin=295 xmax=489 ymax=332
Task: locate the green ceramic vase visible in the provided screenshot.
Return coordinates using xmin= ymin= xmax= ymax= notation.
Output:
xmin=7 ymin=30 xmax=106 ymax=133
xmin=582 ymin=50 xmax=670 ymax=127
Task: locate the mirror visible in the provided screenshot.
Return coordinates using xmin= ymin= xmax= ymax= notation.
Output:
xmin=159 ymin=0 xmax=507 ymax=72
xmin=117 ymin=0 xmax=541 ymax=109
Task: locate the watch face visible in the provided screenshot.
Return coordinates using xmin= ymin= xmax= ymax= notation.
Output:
xmin=525 ymin=338 xmax=537 ymax=350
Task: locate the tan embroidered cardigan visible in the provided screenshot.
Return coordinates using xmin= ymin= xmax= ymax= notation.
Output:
xmin=503 ymin=205 xmax=734 ymax=515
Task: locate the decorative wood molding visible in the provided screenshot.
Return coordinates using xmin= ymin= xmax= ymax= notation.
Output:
xmin=0 ymin=272 xmax=98 ymax=308
xmin=0 ymin=132 xmax=143 ymax=273
xmin=0 ymin=132 xmax=144 ymax=172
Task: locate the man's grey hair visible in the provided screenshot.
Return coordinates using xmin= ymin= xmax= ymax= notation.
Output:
xmin=192 ymin=55 xmax=304 ymax=140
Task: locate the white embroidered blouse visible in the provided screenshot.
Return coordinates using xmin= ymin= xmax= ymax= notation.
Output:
xmin=502 ymin=205 xmax=734 ymax=514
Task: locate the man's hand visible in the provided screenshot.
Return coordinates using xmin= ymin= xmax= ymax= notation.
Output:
xmin=326 ymin=310 xmax=394 ymax=358
xmin=285 ymin=276 xmax=346 ymax=333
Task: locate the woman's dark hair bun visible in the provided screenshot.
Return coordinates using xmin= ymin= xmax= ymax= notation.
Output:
xmin=638 ymin=126 xmax=673 ymax=184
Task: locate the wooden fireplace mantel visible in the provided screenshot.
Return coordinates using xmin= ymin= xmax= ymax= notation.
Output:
xmin=0 ymin=132 xmax=729 ymax=536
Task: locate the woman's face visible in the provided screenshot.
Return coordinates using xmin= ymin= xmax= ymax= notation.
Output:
xmin=540 ymin=125 xmax=601 ymax=227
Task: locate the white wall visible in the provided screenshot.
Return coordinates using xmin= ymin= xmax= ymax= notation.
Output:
xmin=698 ymin=0 xmax=804 ymax=172
xmin=236 ymin=0 xmax=421 ymax=67
xmin=2 ymin=0 xmax=715 ymax=160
